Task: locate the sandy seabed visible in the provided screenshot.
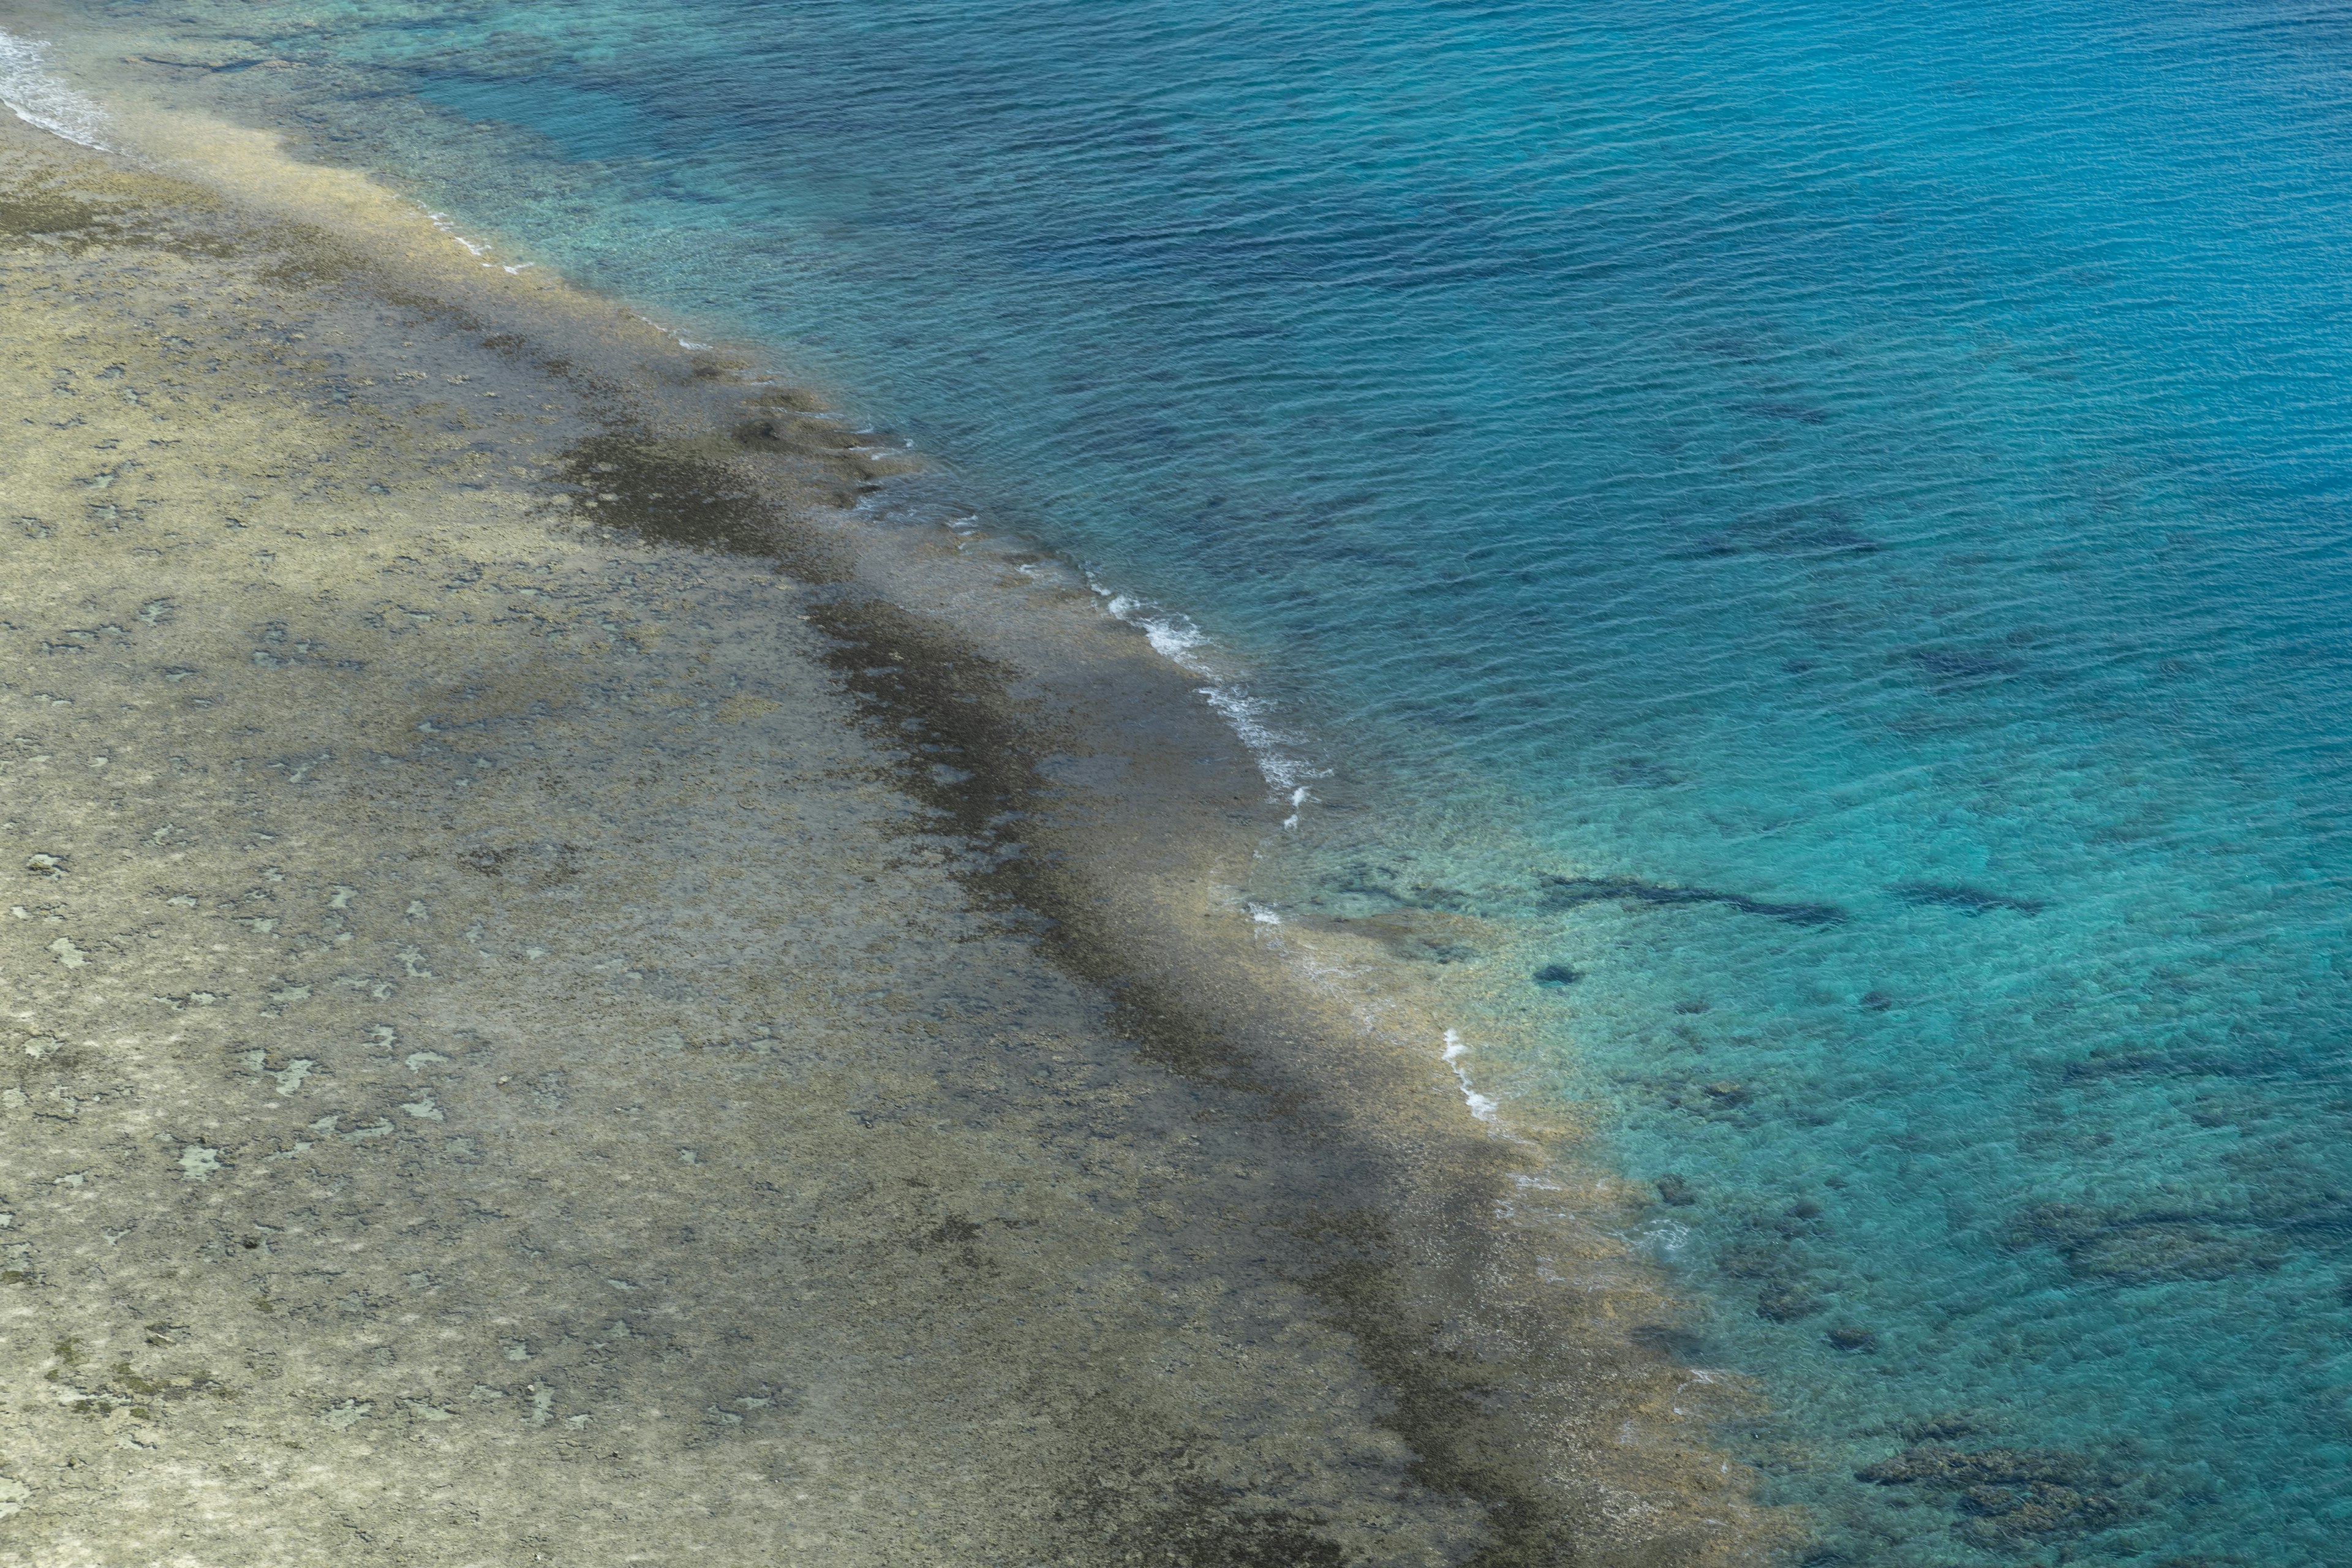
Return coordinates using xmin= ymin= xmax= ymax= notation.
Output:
xmin=0 ymin=82 xmax=1788 ymax=1568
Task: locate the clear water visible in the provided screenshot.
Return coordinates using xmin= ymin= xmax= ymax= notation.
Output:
xmin=43 ymin=0 xmax=2352 ymax=1558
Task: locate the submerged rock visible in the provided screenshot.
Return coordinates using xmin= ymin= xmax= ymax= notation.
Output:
xmin=1856 ymin=1442 xmax=2130 ymax=1545
xmin=1890 ymin=881 xmax=2046 ymax=916
xmin=1954 ymin=1480 xmax=2126 ymax=1545
xmin=1857 ymin=1443 xmax=2097 ymax=1489
xmin=2072 ymin=1224 xmax=2285 ymax=1284
xmin=2006 ymin=1202 xmax=2287 ymax=1284
xmin=1755 ymin=1286 xmax=1819 ymax=1322
xmin=1536 ymin=874 xmax=1845 ymax=927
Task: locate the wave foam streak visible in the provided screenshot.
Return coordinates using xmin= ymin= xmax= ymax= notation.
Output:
xmin=1101 ymin=589 xmax=1325 ymax=822
xmin=0 ymin=29 xmax=109 ymax=149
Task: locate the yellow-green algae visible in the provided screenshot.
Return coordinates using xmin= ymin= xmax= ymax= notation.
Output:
xmin=0 ymin=105 xmax=1790 ymax=1567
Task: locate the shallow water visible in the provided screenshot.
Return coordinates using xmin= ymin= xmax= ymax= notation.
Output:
xmin=36 ymin=0 xmax=2352 ymax=1558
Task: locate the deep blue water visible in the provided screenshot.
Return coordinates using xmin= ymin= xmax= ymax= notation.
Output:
xmin=43 ymin=0 xmax=2352 ymax=1558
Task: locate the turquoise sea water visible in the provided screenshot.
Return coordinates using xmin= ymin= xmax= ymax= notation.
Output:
xmin=39 ymin=0 xmax=2352 ymax=1558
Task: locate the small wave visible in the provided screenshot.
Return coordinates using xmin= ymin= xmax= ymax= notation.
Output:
xmin=620 ymin=309 xmax=733 ymax=356
xmin=1097 ymin=588 xmax=1328 ymax=820
xmin=0 ymin=30 xmax=111 ymax=151
xmin=427 ymin=211 xmax=493 ymax=258
xmin=1441 ymin=1028 xmax=1499 ymax=1122
xmin=1638 ymin=1217 xmax=1692 ymax=1260
xmin=849 ymin=483 xmax=984 ymax=538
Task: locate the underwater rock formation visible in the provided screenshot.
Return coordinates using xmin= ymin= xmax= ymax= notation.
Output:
xmin=1889 ymin=881 xmax=2047 ymax=916
xmin=1857 ymin=1444 xmax=2130 ymax=1547
xmin=2007 ymin=1202 xmax=2288 ymax=1284
xmin=1535 ymin=875 xmax=1845 ymax=926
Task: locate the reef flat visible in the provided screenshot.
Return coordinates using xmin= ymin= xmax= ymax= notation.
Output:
xmin=0 ymin=100 xmax=1777 ymax=1567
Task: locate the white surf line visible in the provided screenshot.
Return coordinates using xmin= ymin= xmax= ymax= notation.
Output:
xmin=1094 ymin=583 xmax=1327 ymax=827
xmin=424 ymin=213 xmax=562 ymax=288
xmin=412 ymin=206 xmax=1320 ymax=835
xmin=622 ymin=309 xmax=718 ymax=353
xmin=424 ymin=207 xmax=554 ymax=279
xmin=0 ymin=29 xmax=112 ymax=151
xmin=1224 ymin=842 xmax=1525 ymax=1148
xmin=1442 ymin=1028 xmax=1499 ymax=1122
xmin=1251 ymin=900 xmax=1721 ymax=1376
xmin=426 ymin=210 xmax=492 ymax=258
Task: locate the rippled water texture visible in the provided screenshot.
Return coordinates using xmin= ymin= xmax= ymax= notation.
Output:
xmin=52 ymin=0 xmax=2352 ymax=1558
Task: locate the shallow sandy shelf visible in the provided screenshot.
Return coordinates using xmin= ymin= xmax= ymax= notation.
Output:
xmin=0 ymin=102 xmax=1776 ymax=1568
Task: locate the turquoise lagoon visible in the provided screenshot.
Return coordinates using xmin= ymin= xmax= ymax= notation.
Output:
xmin=37 ymin=0 xmax=2352 ymax=1558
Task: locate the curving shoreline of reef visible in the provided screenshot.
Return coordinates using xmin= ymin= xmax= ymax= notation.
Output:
xmin=0 ymin=67 xmax=1784 ymax=1568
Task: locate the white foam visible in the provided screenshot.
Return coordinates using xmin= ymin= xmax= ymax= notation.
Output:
xmin=1096 ymin=587 xmax=1329 ymax=818
xmin=1441 ymin=1028 xmax=1499 ymax=1122
xmin=622 ymin=309 xmax=720 ymax=355
xmin=0 ymin=30 xmax=111 ymax=151
xmin=1639 ymin=1217 xmax=1692 ymax=1259
xmin=1105 ymin=594 xmax=1209 ymax=671
xmin=1248 ymin=903 xmax=1283 ymax=925
xmin=428 ymin=212 xmax=492 ymax=257
xmin=848 ymin=481 xmax=987 ymax=541
xmin=765 ymin=411 xmax=1329 ymax=830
